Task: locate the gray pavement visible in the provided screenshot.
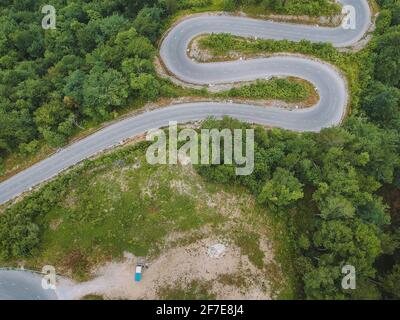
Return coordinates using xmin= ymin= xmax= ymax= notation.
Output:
xmin=0 ymin=270 xmax=57 ymax=300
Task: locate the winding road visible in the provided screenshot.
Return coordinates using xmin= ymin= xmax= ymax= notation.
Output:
xmin=0 ymin=0 xmax=372 ymax=299
xmin=0 ymin=1 xmax=372 ymax=207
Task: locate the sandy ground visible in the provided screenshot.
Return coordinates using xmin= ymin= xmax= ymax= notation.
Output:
xmin=56 ymin=237 xmax=273 ymax=300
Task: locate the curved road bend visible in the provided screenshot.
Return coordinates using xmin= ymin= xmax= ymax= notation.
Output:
xmin=0 ymin=0 xmax=371 ymax=300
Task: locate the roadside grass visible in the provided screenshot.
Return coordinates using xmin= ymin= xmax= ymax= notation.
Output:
xmin=215 ymin=78 xmax=317 ymax=104
xmin=0 ymin=142 xmax=52 ymax=183
xmin=81 ymin=294 xmax=104 ymax=300
xmin=163 ymin=0 xmax=340 ymax=32
xmin=241 ymin=3 xmax=340 ymax=17
xmin=161 ymin=77 xmax=318 ymax=105
xmin=162 ymin=0 xmax=225 ymax=32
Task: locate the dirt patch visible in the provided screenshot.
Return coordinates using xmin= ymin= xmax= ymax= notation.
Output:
xmin=61 ymin=250 xmax=90 ymax=278
xmin=56 ymin=237 xmax=273 ymax=300
xmin=189 ymin=36 xmax=215 ymax=62
xmin=102 ymin=167 xmax=132 ymax=193
xmin=63 ymin=193 xmax=76 ymax=209
xmin=206 ymin=191 xmax=246 ymax=219
xmin=50 ymin=218 xmax=63 ymax=231
xmin=141 ymin=174 xmax=162 ymax=199
xmin=170 ymin=179 xmax=193 ymax=196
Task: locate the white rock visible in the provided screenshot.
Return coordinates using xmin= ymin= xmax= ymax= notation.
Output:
xmin=207 ymin=244 xmax=226 ymax=258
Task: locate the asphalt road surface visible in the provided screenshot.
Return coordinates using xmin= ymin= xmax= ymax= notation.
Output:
xmin=0 ymin=270 xmax=57 ymax=300
xmin=0 ymin=0 xmax=371 ymax=299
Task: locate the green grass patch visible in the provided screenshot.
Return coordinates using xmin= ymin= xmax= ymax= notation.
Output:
xmin=216 ymin=78 xmax=316 ymax=103
xmin=81 ymin=294 xmax=104 ymax=300
xmin=157 ymin=280 xmax=216 ymax=300
xmin=160 ymin=75 xmax=316 ymax=105
xmin=234 ymin=231 xmax=265 ymax=269
xmin=217 ymin=272 xmax=250 ymax=289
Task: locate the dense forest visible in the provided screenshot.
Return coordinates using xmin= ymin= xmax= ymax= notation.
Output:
xmin=0 ymin=0 xmax=184 ymax=173
xmin=0 ymin=0 xmax=400 ymax=299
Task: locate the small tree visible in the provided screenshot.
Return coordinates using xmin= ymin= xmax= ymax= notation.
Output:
xmin=130 ymin=73 xmax=160 ymax=101
xmin=258 ymin=167 xmax=304 ymax=211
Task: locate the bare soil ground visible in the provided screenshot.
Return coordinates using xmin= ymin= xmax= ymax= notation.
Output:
xmin=56 ymin=236 xmax=273 ymax=300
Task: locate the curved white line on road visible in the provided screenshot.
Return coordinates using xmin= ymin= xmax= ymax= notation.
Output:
xmin=0 ymin=1 xmax=370 ymax=206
